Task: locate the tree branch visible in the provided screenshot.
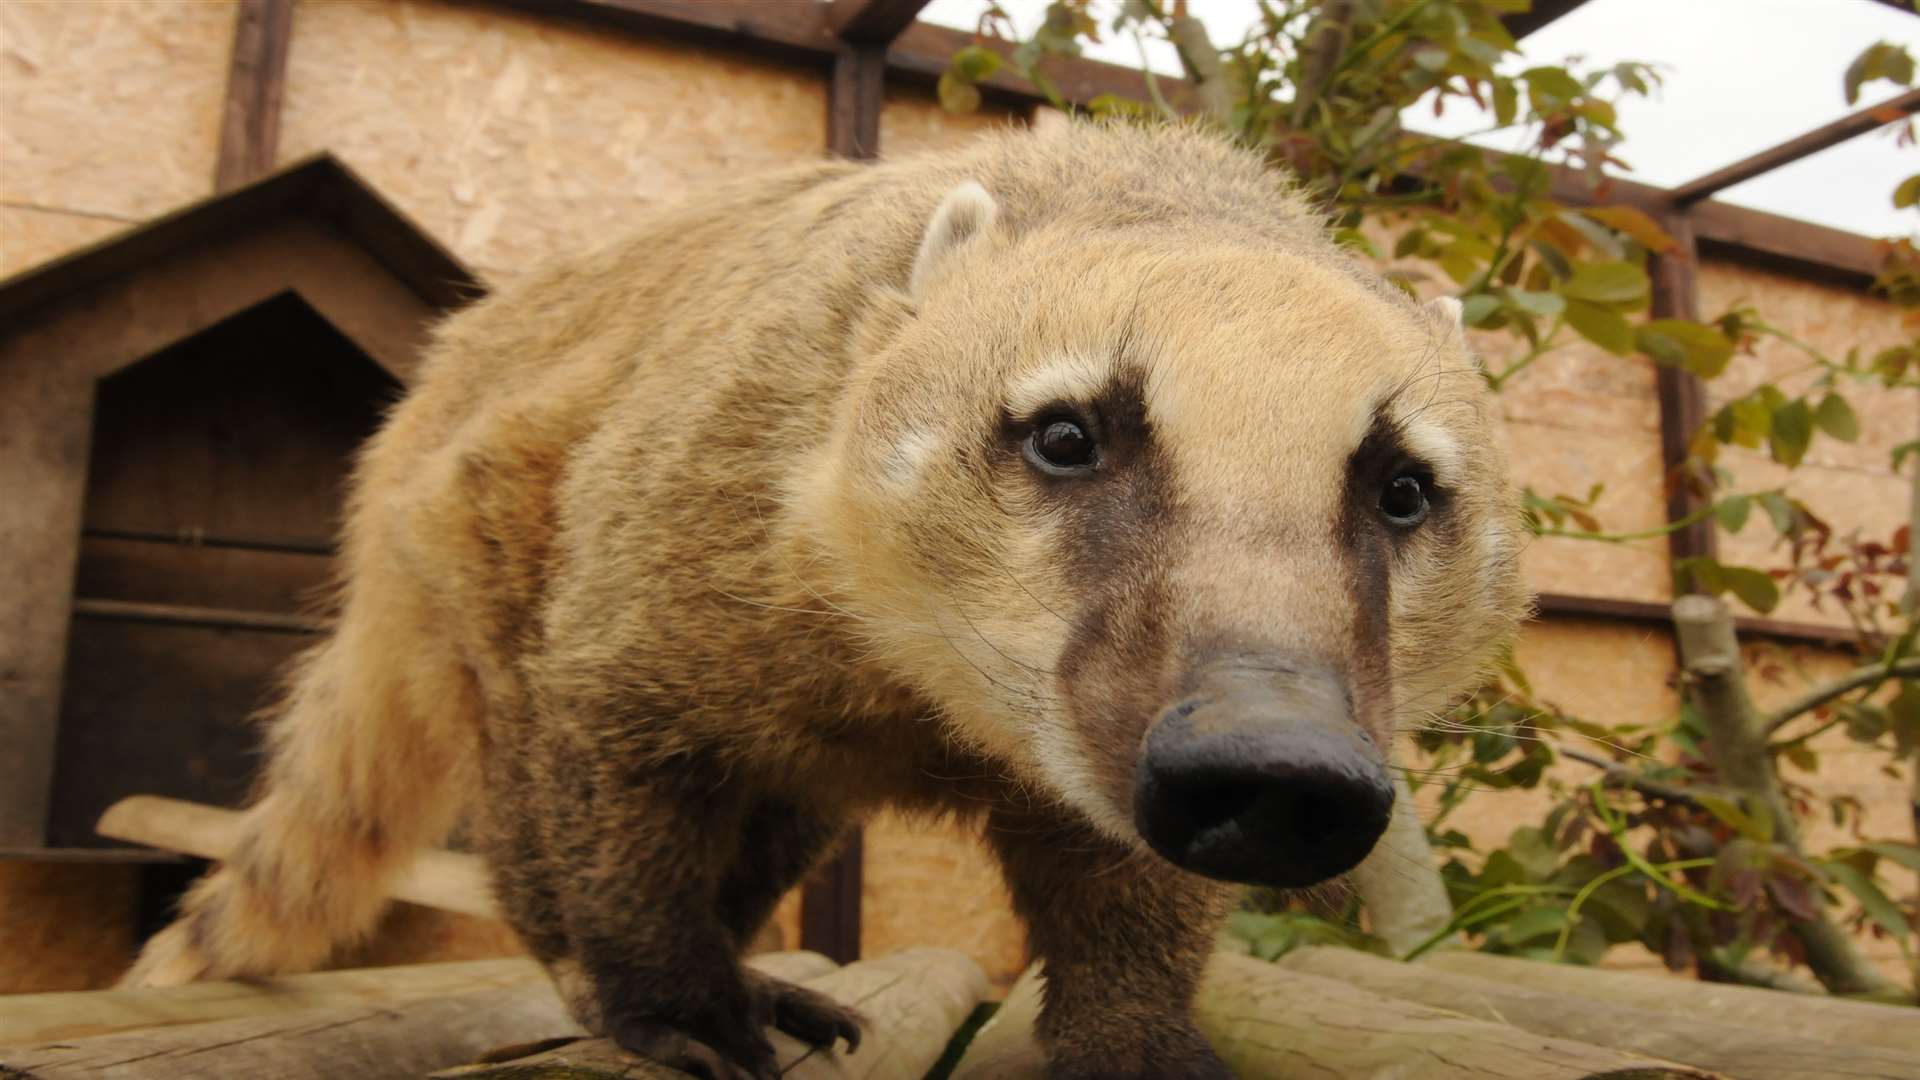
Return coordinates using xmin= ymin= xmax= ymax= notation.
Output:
xmin=1763 ymin=660 xmax=1920 ymax=734
xmin=1558 ymin=747 xmax=1703 ymax=808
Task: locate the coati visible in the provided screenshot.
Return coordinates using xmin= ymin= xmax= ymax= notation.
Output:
xmin=123 ymin=120 xmax=1528 ymax=1079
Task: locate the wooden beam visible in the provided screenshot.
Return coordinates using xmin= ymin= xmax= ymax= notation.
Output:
xmin=1648 ymin=210 xmax=1718 ymax=576
xmin=827 ymin=0 xmax=931 ymax=45
xmin=1671 ymin=88 xmax=1920 ymax=206
xmin=72 ymin=598 xmax=326 ymax=636
xmin=1534 ymin=592 xmax=1865 ymax=649
xmin=215 ymin=0 xmax=295 ymax=192
xmin=828 ymin=44 xmax=886 ymax=160
xmin=1501 ymin=0 xmax=1592 ymax=39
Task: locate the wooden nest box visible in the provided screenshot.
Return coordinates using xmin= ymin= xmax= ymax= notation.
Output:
xmin=0 ymin=157 xmax=481 ymax=857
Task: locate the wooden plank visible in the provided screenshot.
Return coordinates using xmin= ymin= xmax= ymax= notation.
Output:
xmin=1649 ymin=209 xmax=1719 ymax=572
xmin=800 ymin=832 xmax=864 ymax=964
xmin=96 ymin=795 xmax=499 ymax=918
xmin=828 ymin=43 xmax=886 ymax=160
xmin=487 ymin=0 xmax=839 ymax=66
xmin=1673 ymin=88 xmax=1920 ymax=205
xmin=1501 ymin=0 xmax=1593 ymax=39
xmin=827 ymin=0 xmax=931 ymax=44
xmin=1280 ymin=946 xmax=1920 ymax=1080
xmin=214 ymin=0 xmax=295 ymax=192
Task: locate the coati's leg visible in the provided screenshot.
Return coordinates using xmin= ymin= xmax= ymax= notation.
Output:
xmin=986 ymin=802 xmax=1237 ymax=1080
xmin=716 ymin=799 xmax=864 ymax=1054
xmin=503 ymin=749 xmax=854 ymax=1080
xmin=120 ymin=579 xmax=480 ymax=987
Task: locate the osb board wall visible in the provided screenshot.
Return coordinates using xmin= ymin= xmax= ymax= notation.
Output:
xmin=277 ymin=0 xmax=829 ymax=280
xmin=1698 ymin=260 xmax=1915 ymax=628
xmin=0 ymin=0 xmax=235 ymax=278
xmin=863 ymin=812 xmax=1030 ymax=990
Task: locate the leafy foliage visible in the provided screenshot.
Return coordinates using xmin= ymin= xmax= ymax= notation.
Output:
xmin=941 ymin=0 xmax=1920 ymax=996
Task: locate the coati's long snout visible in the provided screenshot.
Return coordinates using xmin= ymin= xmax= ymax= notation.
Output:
xmin=1133 ymin=655 xmax=1393 ymax=888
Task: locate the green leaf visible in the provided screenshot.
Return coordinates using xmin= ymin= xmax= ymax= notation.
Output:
xmin=1722 ymin=566 xmax=1781 ymax=614
xmin=1864 ymin=842 xmax=1920 ymax=873
xmin=1757 ymin=491 xmax=1798 ymax=535
xmin=1582 ymin=206 xmax=1675 ymax=254
xmin=1698 ymin=794 xmax=1772 ymax=841
xmin=1508 ymin=826 xmax=1558 ymax=880
xmin=1825 ymin=861 xmax=1909 ymax=943
xmin=1895 ymin=174 xmax=1920 ymax=209
xmin=937 ymin=70 xmax=982 ymax=113
xmin=1460 ymin=293 xmax=1501 ymax=327
xmin=1500 ymin=904 xmax=1570 ymax=945
xmin=1562 ymin=260 xmax=1649 ymax=305
xmin=949 ymin=44 xmax=1004 ymax=83
xmin=1814 ymin=394 xmax=1860 ymax=442
xmin=1565 ymin=300 xmax=1634 ymax=354
xmin=1636 ymin=319 xmax=1735 ymax=378
xmin=1770 ymin=399 xmax=1814 ymax=467
xmin=1493 ymin=80 xmax=1518 ymax=126
xmin=1505 ymin=289 xmax=1565 ymax=317
xmin=1714 ymin=494 xmax=1752 ymax=534
xmin=1844 ymin=41 xmax=1916 ymax=105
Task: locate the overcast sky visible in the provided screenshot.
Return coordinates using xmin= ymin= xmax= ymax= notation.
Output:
xmin=919 ymin=0 xmax=1920 ymax=237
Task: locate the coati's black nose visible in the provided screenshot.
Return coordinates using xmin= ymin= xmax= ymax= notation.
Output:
xmin=1131 ymin=659 xmax=1393 ymax=888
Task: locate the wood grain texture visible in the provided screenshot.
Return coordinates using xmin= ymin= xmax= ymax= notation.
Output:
xmin=215 ymin=0 xmax=294 ymax=192
xmin=1425 ymin=950 xmax=1920 ymax=1056
xmin=1281 ymin=946 xmax=1920 ymax=1080
xmin=954 ymin=952 xmax=1725 ymax=1079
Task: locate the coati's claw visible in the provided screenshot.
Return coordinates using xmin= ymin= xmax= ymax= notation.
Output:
xmin=747 ymin=971 xmax=866 ymax=1054
xmin=605 ymin=1014 xmax=778 ymax=1080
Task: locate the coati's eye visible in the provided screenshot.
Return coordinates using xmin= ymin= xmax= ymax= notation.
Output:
xmin=1379 ymin=472 xmax=1430 ymax=527
xmin=1026 ymin=414 xmax=1098 ymax=474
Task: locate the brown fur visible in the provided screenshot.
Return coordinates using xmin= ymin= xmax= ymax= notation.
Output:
xmin=123 ymin=121 xmax=1528 ymax=1079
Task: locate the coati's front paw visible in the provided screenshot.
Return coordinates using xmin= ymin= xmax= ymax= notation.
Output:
xmin=743 ymin=968 xmax=865 ymax=1053
xmin=604 ymin=1013 xmax=777 ymax=1080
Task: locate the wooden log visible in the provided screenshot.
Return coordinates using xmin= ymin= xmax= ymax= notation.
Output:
xmin=0 ymin=957 xmax=539 ymax=1044
xmin=0 ymin=952 xmax=848 ymax=1080
xmin=0 ymin=951 xmax=838 ymax=1047
xmin=0 ymin=983 xmax=582 ymax=1079
xmin=953 ymin=953 xmax=1726 ymax=1080
xmin=1425 ymin=950 xmax=1920 ymax=1055
xmin=436 ymin=947 xmax=988 ymax=1080
xmin=96 ymin=794 xmax=498 ymax=918
xmin=1280 ymin=945 xmax=1920 ymax=1080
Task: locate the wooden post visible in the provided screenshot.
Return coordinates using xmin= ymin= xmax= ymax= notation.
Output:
xmin=800 ymin=833 xmax=864 ymax=964
xmin=216 ymin=0 xmax=295 ymax=192
xmin=1650 ymin=208 xmax=1718 ymax=578
xmin=828 ymin=43 xmax=886 ymax=160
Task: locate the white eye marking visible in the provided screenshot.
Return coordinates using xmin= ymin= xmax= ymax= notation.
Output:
xmin=1007 ymin=354 xmax=1114 ymax=419
xmin=882 ymin=428 xmax=940 ymax=489
xmin=1393 ymin=417 xmax=1463 ymax=489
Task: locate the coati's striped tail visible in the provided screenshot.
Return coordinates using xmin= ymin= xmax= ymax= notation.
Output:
xmin=119 ymin=583 xmax=480 ymax=987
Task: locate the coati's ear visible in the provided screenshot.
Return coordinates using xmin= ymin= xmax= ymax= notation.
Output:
xmin=1427 ymin=296 xmax=1464 ymax=328
xmin=909 ymin=181 xmax=998 ymax=301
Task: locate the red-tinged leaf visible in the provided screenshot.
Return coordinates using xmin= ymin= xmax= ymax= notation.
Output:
xmin=1766 ymin=872 xmax=1819 ymax=921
